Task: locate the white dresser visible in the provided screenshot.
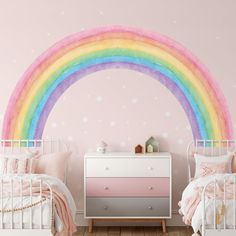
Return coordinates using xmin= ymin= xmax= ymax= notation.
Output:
xmin=84 ymin=152 xmax=172 ymax=232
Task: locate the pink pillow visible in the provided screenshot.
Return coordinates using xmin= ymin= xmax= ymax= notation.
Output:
xmin=199 ymin=162 xmax=229 ymax=177
xmin=227 ymin=152 xmax=236 ymax=173
xmin=231 ymin=153 xmax=236 ymax=173
xmin=34 ymin=152 xmax=71 ymax=181
xmin=6 ymin=158 xmax=17 ymax=174
xmin=17 ymin=159 xmax=30 ymax=174
xmin=0 ymin=158 xmax=7 ymax=174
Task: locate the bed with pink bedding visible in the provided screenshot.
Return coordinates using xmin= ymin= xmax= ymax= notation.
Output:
xmin=0 ymin=140 xmax=77 ymax=236
xmin=0 ymin=174 xmax=77 ymax=236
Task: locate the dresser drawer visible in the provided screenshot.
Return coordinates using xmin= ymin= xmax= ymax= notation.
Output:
xmin=86 ymin=197 xmax=170 ymax=217
xmin=86 ymin=178 xmax=170 ymax=197
xmin=86 ymin=158 xmax=170 ymax=177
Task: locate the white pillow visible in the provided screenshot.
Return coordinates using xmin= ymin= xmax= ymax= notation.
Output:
xmin=194 ymin=153 xmax=233 ymax=178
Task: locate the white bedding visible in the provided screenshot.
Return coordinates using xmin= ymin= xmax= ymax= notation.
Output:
xmin=0 ymin=174 xmax=76 ymax=232
xmin=180 ymin=174 xmax=236 ymax=233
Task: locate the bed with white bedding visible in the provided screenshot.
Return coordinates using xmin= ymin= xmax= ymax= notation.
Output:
xmin=0 ymin=139 xmax=77 ymax=236
xmin=0 ymin=174 xmax=76 ymax=232
xmin=180 ymin=174 xmax=236 ymax=234
xmin=180 ymin=140 xmax=236 ymax=236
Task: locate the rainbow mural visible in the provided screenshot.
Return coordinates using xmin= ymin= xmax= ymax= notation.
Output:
xmin=2 ymin=26 xmax=233 ymax=140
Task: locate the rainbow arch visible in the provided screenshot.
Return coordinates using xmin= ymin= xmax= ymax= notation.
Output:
xmin=2 ymin=26 xmax=233 ymax=140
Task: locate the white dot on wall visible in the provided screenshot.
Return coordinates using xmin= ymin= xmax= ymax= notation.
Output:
xmin=61 ymin=121 xmax=66 ymax=126
xmin=82 ymin=116 xmax=88 ymax=123
xmin=60 ymin=11 xmax=65 ymax=15
xmin=122 ymin=85 xmax=126 ymax=89
xmin=233 ymin=84 xmax=236 ymax=89
xmin=177 ymin=139 xmax=183 ymax=145
xmin=172 ymin=20 xmax=177 ymax=24
xmin=96 ymin=96 xmax=103 ymax=102
xmin=99 ymin=10 xmax=104 ymax=15
xmin=30 ymin=48 xmax=36 ymax=54
xmin=165 ymin=112 xmax=171 ymax=117
xmin=110 ymin=121 xmax=116 ymax=127
xmin=162 ymin=132 xmax=169 ymax=138
xmin=97 ymin=119 xmax=103 ymax=123
xmin=125 ymin=120 xmax=129 ymax=125
xmin=215 ymin=35 xmax=221 ymax=40
xmin=131 ymin=98 xmax=138 ymax=104
xmin=12 ymin=59 xmax=17 ymax=64
xmin=122 ymin=105 xmax=127 ymax=109
xmin=46 ymin=32 xmax=51 ymax=37
xmin=51 ymin=122 xmax=57 ymax=128
xmin=186 ymin=125 xmax=191 ymax=131
xmin=120 ymin=142 xmax=126 ymax=147
xmin=175 ymin=126 xmax=179 ymax=131
xmin=67 ymin=136 xmax=73 ymax=141
xmin=143 ymin=121 xmax=147 ymax=126
xmin=154 ymin=96 xmax=158 ymax=101
xmin=127 ymin=137 xmax=131 ymax=141
xmin=83 ymin=130 xmax=88 ymax=135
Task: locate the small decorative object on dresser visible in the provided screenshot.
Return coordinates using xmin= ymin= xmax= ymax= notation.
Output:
xmin=145 ymin=136 xmax=159 ymax=153
xmin=134 ymin=144 xmax=144 ymax=153
xmin=147 ymin=144 xmax=154 ymax=153
xmin=96 ymin=141 xmax=108 ymax=153
xmin=84 ymin=152 xmax=172 ymax=233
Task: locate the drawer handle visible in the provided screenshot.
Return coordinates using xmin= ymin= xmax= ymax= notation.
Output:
xmin=148 ymin=166 xmax=153 ymax=170
xmin=148 ymin=206 xmax=153 ymax=210
xmin=104 ymin=167 xmax=109 ymax=170
xmin=148 ymin=186 xmax=153 ymax=190
xmin=103 ymin=206 xmax=108 ymax=210
xmin=104 ymin=186 xmax=109 ymax=190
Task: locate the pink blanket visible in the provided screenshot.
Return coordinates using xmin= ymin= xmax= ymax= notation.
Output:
xmin=180 ymin=181 xmax=235 ymax=225
xmin=0 ymin=181 xmax=77 ymax=236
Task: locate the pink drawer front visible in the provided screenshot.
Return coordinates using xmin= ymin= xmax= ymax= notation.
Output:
xmin=86 ymin=178 xmax=170 ymax=197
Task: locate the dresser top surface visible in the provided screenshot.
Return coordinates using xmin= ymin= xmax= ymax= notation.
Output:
xmin=85 ymin=152 xmax=171 ymax=158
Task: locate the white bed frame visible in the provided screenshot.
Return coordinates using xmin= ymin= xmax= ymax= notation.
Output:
xmin=187 ymin=139 xmax=236 ymax=236
xmin=0 ymin=139 xmax=68 ymax=236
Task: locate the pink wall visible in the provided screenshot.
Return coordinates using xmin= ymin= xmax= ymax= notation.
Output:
xmin=0 ymin=0 xmax=236 ymax=225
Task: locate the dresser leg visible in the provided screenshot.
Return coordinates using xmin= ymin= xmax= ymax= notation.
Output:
xmin=89 ymin=219 xmax=93 ymax=233
xmin=161 ymin=219 xmax=166 ymax=233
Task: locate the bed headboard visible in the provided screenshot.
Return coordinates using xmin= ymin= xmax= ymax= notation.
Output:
xmin=187 ymin=139 xmax=236 ymax=182
xmin=0 ymin=139 xmax=68 ymax=154
xmin=0 ymin=139 xmax=69 ymax=182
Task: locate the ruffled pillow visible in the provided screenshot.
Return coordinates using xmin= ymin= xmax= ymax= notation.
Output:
xmin=194 ymin=153 xmax=233 ymax=178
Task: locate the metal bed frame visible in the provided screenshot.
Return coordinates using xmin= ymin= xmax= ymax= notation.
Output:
xmin=0 ymin=139 xmax=68 ymax=236
xmin=187 ymin=139 xmax=236 ymax=236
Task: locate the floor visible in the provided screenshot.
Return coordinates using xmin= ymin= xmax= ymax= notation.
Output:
xmin=74 ymin=227 xmax=194 ymax=236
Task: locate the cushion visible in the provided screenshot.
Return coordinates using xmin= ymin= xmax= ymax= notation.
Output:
xmin=0 ymin=158 xmax=7 ymax=174
xmin=194 ymin=153 xmax=233 ymax=178
xmin=34 ymin=152 xmax=71 ymax=181
xmin=227 ymin=151 xmax=236 ymax=173
xmin=0 ymin=152 xmax=38 ymax=174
